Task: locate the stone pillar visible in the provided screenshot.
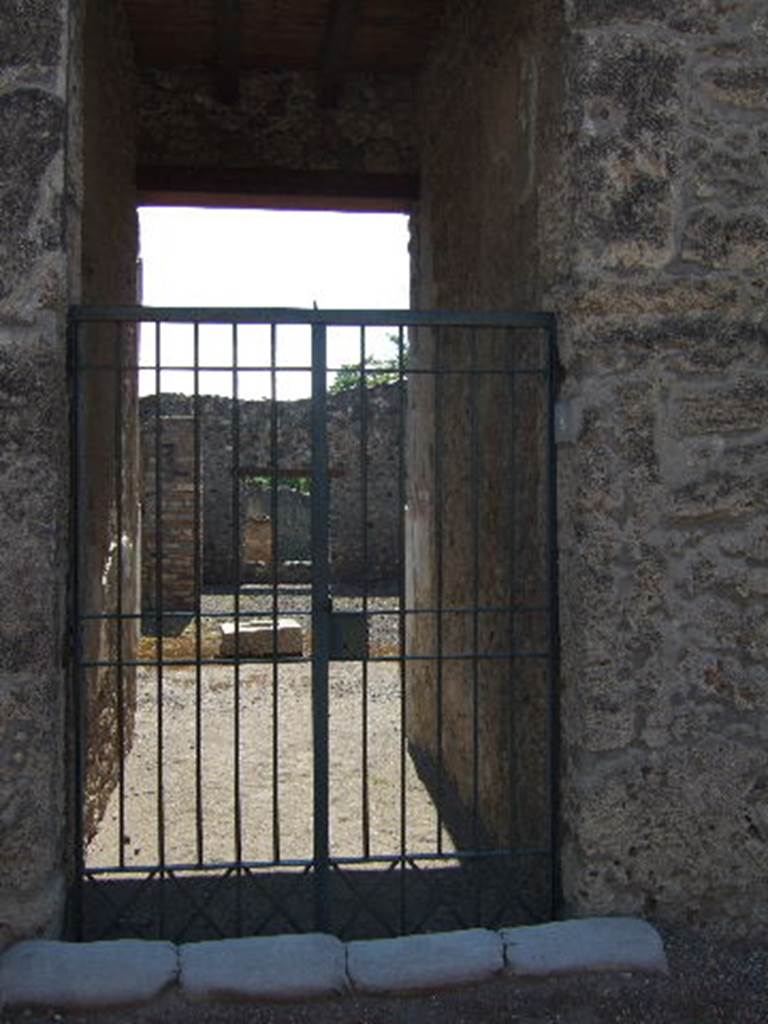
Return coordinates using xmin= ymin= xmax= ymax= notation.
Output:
xmin=0 ymin=0 xmax=82 ymax=945
xmin=410 ymin=0 xmax=563 ymax=866
xmin=142 ymin=416 xmax=202 ymax=614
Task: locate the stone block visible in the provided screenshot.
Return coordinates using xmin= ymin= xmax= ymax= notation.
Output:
xmin=698 ymin=65 xmax=768 ymax=111
xmin=219 ymin=617 xmax=303 ymax=657
xmin=346 ymin=929 xmax=504 ymax=994
xmin=669 ymin=472 xmax=767 ymax=524
xmin=682 ymin=209 xmax=768 ymax=271
xmin=179 ymin=934 xmax=348 ymax=1001
xmin=501 ymin=918 xmax=668 ymax=975
xmin=0 ymin=940 xmax=179 ymax=1009
xmin=570 ymin=33 xmax=684 ymax=270
xmin=672 ymin=377 xmax=768 ymax=436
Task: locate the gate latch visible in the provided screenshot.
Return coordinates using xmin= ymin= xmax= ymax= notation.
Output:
xmin=328 ymin=606 xmax=368 ymax=660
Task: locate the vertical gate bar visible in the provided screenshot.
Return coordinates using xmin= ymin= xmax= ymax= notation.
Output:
xmin=397 ymin=323 xmax=407 ymax=934
xmin=67 ymin=314 xmax=85 ymax=940
xmin=505 ymin=327 xmax=519 ymax=861
xmin=153 ymin=322 xmax=166 ymax=935
xmin=470 ymin=329 xmax=481 ymax=922
xmin=433 ymin=328 xmax=445 ymax=855
xmin=311 ymin=321 xmax=330 ymax=932
xmin=359 ymin=325 xmax=370 ymax=858
xmin=193 ymin=322 xmax=204 ymax=865
xmin=545 ymin=318 xmax=561 ymax=919
xmin=113 ymin=322 xmax=126 ymax=869
xmin=231 ymin=322 xmax=243 ymax=934
xmin=269 ymin=322 xmax=281 ymax=863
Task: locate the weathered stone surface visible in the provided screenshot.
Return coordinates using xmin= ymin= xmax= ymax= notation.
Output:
xmin=566 ymin=0 xmax=723 ymax=32
xmin=0 ymin=328 xmax=68 ymax=939
xmin=699 ymin=65 xmax=768 ymax=111
xmin=347 ymin=930 xmax=504 ymax=994
xmin=138 ymin=68 xmax=417 ymax=176
xmin=667 ymin=472 xmax=768 ymax=525
xmin=0 ymin=939 xmax=179 ymax=1008
xmin=682 ymin=208 xmax=768 ymax=270
xmin=672 ymin=377 xmax=768 ymax=436
xmin=502 ymin=918 xmax=668 ymax=975
xmin=0 ymin=90 xmax=66 ymax=311
xmin=560 ymin=737 xmax=768 ymax=935
xmin=219 ymin=618 xmax=303 ymax=658
xmin=685 ymin=129 xmax=768 ymax=205
xmin=179 ymin=935 xmax=348 ymax=1001
xmin=569 ymin=32 xmax=684 ymax=269
xmin=0 ymin=0 xmax=63 ymax=69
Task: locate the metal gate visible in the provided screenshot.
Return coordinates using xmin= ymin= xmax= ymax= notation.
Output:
xmin=68 ymin=307 xmax=559 ymax=941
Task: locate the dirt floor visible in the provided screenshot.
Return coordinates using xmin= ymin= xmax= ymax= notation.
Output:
xmin=90 ymin=586 xmax=444 ymax=869
xmin=87 ymin=660 xmax=446 ymax=869
xmin=3 ymin=928 xmax=767 ymax=1023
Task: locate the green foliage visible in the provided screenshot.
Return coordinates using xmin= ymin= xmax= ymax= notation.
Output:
xmin=329 ymin=334 xmax=408 ymax=394
xmin=248 ymin=474 xmax=311 ymax=495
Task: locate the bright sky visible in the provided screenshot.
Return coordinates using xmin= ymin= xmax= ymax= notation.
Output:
xmin=138 ymin=207 xmax=410 ymax=399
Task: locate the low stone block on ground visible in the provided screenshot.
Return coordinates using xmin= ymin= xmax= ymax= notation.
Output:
xmin=346 ymin=928 xmax=504 ymax=994
xmin=501 ymin=917 xmax=668 ymax=976
xmin=0 ymin=939 xmax=178 ymax=1009
xmin=219 ymin=617 xmax=303 ymax=657
xmin=179 ymin=934 xmax=348 ymax=1001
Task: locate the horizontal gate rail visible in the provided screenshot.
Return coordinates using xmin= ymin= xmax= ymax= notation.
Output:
xmin=68 ymin=305 xmax=559 ymax=942
xmin=70 ymin=306 xmax=555 ymax=328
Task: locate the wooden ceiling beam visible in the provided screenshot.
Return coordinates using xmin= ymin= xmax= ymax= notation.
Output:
xmin=136 ymin=164 xmax=419 ymax=212
xmin=317 ymin=0 xmax=363 ymax=108
xmin=215 ymin=0 xmax=242 ymax=105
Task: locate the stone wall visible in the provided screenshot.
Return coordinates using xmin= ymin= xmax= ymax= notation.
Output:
xmin=137 ymin=67 xmax=417 ymax=195
xmin=140 ymin=383 xmax=402 ymax=589
xmin=415 ymin=0 xmax=768 ymax=936
xmin=77 ymin=0 xmax=140 ymax=850
xmin=0 ymin=0 xmax=81 ymax=945
xmin=554 ymin=0 xmax=768 ymax=936
xmin=417 ymin=0 xmax=765 ymax=937
xmin=408 ymin=0 xmax=563 ymax=864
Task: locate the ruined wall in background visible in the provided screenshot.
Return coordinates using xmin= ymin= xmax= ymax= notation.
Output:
xmin=77 ymin=0 xmax=139 ymax=848
xmin=554 ymin=0 xmax=768 ymax=936
xmin=140 ymin=383 xmax=402 ymax=590
xmin=408 ymin=0 xmax=564 ymax=893
xmin=0 ymin=0 xmax=81 ymax=945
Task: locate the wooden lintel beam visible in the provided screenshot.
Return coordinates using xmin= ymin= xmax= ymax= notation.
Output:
xmin=317 ymin=0 xmax=363 ymax=108
xmin=136 ymin=165 xmax=419 ymax=211
xmin=215 ymin=0 xmax=242 ymax=105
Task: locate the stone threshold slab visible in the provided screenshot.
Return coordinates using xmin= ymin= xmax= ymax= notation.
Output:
xmin=0 ymin=918 xmax=667 ymax=1009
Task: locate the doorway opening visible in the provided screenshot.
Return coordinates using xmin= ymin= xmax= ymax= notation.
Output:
xmin=72 ymin=0 xmax=561 ymax=942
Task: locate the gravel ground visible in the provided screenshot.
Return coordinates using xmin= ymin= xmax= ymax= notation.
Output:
xmin=3 ymin=927 xmax=767 ymax=1023
xmin=87 ymin=658 xmax=448 ymax=870
xmin=91 ymin=586 xmax=423 ymax=868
